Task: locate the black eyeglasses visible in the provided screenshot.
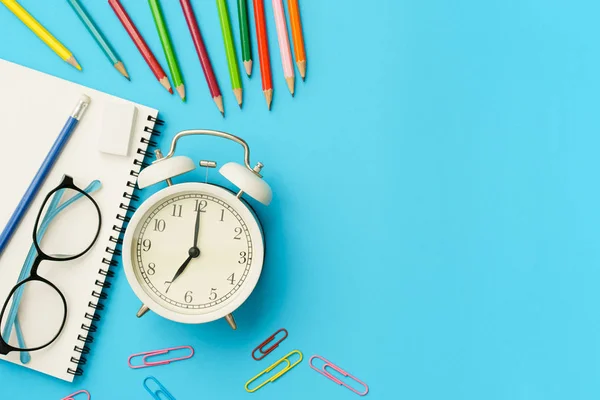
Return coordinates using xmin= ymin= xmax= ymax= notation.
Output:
xmin=0 ymin=175 xmax=101 ymax=356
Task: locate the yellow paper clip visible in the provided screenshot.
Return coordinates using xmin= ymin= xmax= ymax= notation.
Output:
xmin=245 ymin=350 xmax=303 ymax=393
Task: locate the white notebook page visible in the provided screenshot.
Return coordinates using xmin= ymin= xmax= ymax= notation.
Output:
xmin=0 ymin=58 xmax=158 ymax=382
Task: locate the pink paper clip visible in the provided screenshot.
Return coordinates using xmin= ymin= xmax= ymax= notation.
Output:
xmin=128 ymin=345 xmax=194 ymax=369
xmin=60 ymin=390 xmax=90 ymax=400
xmin=252 ymin=328 xmax=288 ymax=360
xmin=309 ymin=355 xmax=369 ymax=396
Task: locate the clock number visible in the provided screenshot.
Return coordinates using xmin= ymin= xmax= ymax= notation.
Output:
xmin=171 ymin=204 xmax=183 ymax=217
xmin=239 ymin=251 xmax=247 ymax=264
xmin=194 ymin=199 xmax=207 ymax=212
xmin=142 ymin=239 xmax=151 ymax=252
xmin=185 ymin=291 xmax=193 ymax=303
xmin=220 ymin=209 xmax=225 ymax=222
xmin=227 ymin=273 xmax=236 ymax=285
xmin=164 ymin=281 xmax=173 ymax=293
xmin=147 ymin=262 xmax=156 ymax=276
xmin=209 ymin=288 xmax=217 ymax=300
xmin=153 ymin=219 xmax=166 ymax=232
xmin=234 ymin=227 xmax=243 ymax=240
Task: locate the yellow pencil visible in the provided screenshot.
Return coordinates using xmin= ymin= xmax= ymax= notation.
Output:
xmin=0 ymin=0 xmax=81 ymax=70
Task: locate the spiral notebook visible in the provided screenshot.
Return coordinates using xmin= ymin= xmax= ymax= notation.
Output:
xmin=0 ymin=58 xmax=161 ymax=382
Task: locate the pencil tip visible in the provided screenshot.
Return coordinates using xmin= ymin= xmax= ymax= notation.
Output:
xmin=214 ymin=96 xmax=224 ymax=115
xmin=286 ymin=77 xmax=295 ymax=96
xmin=244 ymin=60 xmax=253 ymax=77
xmin=264 ymin=89 xmax=273 ymax=110
xmin=297 ymin=60 xmax=306 ymax=80
xmin=176 ymin=84 xmax=186 ymax=101
xmin=115 ymin=61 xmax=130 ymax=80
xmin=160 ymin=76 xmax=173 ymax=94
xmin=233 ymin=88 xmax=243 ymax=107
xmin=67 ymin=56 xmax=82 ymax=71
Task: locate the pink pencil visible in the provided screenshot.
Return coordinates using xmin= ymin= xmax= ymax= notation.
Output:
xmin=272 ymin=0 xmax=294 ymax=96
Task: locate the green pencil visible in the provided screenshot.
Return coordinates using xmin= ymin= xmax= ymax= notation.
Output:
xmin=67 ymin=0 xmax=128 ymax=79
xmin=149 ymin=0 xmax=185 ymax=101
xmin=217 ymin=0 xmax=243 ymax=107
xmin=237 ymin=0 xmax=252 ymax=76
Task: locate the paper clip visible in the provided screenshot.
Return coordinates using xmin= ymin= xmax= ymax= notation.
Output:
xmin=245 ymin=350 xmax=303 ymax=393
xmin=128 ymin=345 xmax=194 ymax=369
xmin=60 ymin=390 xmax=90 ymax=400
xmin=309 ymin=355 xmax=369 ymax=396
xmin=252 ymin=328 xmax=288 ymax=360
xmin=143 ymin=376 xmax=176 ymax=400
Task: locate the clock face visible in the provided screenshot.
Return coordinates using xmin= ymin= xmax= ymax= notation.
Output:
xmin=124 ymin=183 xmax=264 ymax=323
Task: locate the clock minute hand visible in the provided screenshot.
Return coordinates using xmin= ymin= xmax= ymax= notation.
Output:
xmin=193 ymin=204 xmax=201 ymax=248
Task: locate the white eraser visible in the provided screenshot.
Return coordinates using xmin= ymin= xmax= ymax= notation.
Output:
xmin=98 ymin=101 xmax=137 ymax=156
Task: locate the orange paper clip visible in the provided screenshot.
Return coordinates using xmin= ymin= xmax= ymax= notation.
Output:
xmin=252 ymin=328 xmax=288 ymax=360
xmin=309 ymin=355 xmax=369 ymax=396
xmin=60 ymin=390 xmax=90 ymax=400
xmin=128 ymin=345 xmax=194 ymax=369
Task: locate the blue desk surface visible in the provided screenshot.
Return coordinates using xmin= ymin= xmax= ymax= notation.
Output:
xmin=1 ymin=0 xmax=600 ymax=398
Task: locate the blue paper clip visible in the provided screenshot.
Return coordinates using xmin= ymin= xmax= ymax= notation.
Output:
xmin=143 ymin=376 xmax=176 ymax=400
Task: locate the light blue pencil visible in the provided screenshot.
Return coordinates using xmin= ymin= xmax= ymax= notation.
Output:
xmin=0 ymin=95 xmax=90 ymax=258
xmin=67 ymin=0 xmax=129 ymax=79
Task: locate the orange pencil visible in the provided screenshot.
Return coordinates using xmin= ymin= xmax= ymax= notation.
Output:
xmin=288 ymin=0 xmax=306 ymax=80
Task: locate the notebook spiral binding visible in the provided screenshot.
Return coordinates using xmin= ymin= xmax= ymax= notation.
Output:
xmin=67 ymin=115 xmax=164 ymax=377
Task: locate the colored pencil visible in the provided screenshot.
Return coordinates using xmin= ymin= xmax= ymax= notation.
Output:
xmin=108 ymin=0 xmax=172 ymax=94
xmin=272 ymin=0 xmax=294 ymax=96
xmin=0 ymin=0 xmax=81 ymax=70
xmin=149 ymin=0 xmax=185 ymax=101
xmin=288 ymin=0 xmax=305 ymax=80
xmin=252 ymin=0 xmax=273 ymax=109
xmin=237 ymin=0 xmax=252 ymax=76
xmin=179 ymin=0 xmax=224 ymax=115
xmin=0 ymin=95 xmax=90 ymax=258
xmin=67 ymin=0 xmax=128 ymax=79
xmin=216 ymin=0 xmax=243 ymax=107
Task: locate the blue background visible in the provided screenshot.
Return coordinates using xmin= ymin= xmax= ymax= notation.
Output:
xmin=1 ymin=0 xmax=599 ymax=398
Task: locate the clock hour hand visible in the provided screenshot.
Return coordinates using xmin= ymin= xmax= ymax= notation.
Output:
xmin=166 ymin=208 xmax=203 ymax=294
xmin=165 ymin=253 xmax=194 ymax=292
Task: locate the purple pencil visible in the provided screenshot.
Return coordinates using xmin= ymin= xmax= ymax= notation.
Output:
xmin=179 ymin=0 xmax=224 ymax=115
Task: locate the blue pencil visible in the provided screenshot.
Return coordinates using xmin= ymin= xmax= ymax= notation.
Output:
xmin=0 ymin=95 xmax=90 ymax=256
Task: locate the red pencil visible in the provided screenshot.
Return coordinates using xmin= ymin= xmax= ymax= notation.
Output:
xmin=253 ymin=0 xmax=273 ymax=110
xmin=179 ymin=0 xmax=223 ymax=115
xmin=108 ymin=0 xmax=172 ymax=94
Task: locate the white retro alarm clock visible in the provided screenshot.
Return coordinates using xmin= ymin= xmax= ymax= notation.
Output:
xmin=122 ymin=130 xmax=272 ymax=330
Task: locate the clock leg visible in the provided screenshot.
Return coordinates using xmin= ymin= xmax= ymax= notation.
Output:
xmin=225 ymin=313 xmax=237 ymax=330
xmin=136 ymin=304 xmax=150 ymax=318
